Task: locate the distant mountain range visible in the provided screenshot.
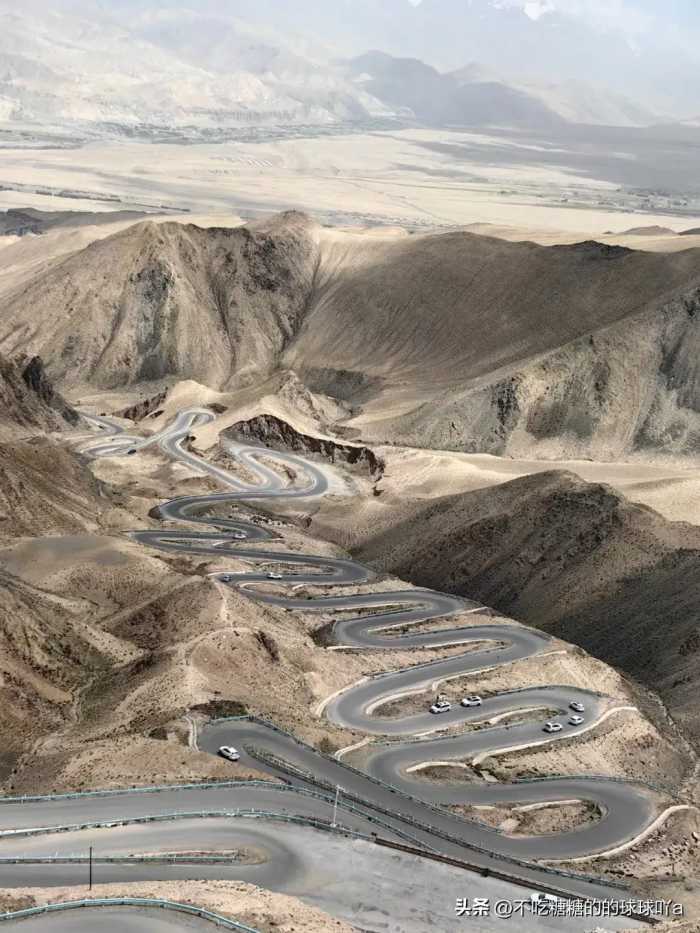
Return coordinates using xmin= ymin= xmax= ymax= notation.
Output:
xmin=0 ymin=0 xmax=690 ymax=133
xmin=0 ymin=5 xmax=387 ymax=129
xmin=344 ymin=51 xmax=659 ymax=128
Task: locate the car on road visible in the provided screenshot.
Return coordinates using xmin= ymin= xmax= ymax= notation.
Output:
xmin=430 ymin=700 xmax=451 ymax=714
xmin=543 ymin=721 xmax=563 ymax=733
xmin=529 ymin=892 xmax=560 ymax=913
xmin=461 ymin=695 xmax=483 ymax=707
xmin=233 ymin=532 xmax=247 ymax=540
xmin=127 ymin=448 xmax=137 ymax=455
xmin=570 ymin=701 xmax=585 ymax=713
xmin=267 ymin=571 xmax=284 ymax=580
xmin=220 ymin=575 xmax=232 ymax=583
xmin=569 ymin=715 xmax=584 ymax=726
xmin=218 ymin=746 xmax=240 ymax=761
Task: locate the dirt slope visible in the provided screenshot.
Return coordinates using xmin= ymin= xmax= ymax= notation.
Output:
xmin=0 ymin=572 xmax=105 ymax=781
xmin=355 ymin=470 xmax=700 ymax=745
xmin=372 ymin=288 xmax=700 ymax=459
xmin=0 ymin=354 xmax=78 ymax=439
xmin=0 ymin=435 xmax=120 ymax=537
xmin=288 ymin=231 xmax=700 ymax=459
xmin=288 ymin=234 xmax=700 ymax=392
xmin=0 ymin=211 xmax=320 ymax=391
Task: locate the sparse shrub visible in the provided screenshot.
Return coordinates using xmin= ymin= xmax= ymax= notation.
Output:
xmin=318 ymin=737 xmax=339 ymax=756
xmin=256 ymin=630 xmax=280 ymax=661
xmin=191 ymin=699 xmax=248 ymax=719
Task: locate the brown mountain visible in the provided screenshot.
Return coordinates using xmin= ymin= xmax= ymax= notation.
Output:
xmin=0 ymin=213 xmax=320 ymax=392
xmin=1 ymin=212 xmax=699 ymax=459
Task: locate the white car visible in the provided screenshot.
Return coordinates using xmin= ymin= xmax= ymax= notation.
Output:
xmin=218 ymin=746 xmax=240 ymax=761
xmin=543 ymin=722 xmax=563 ymax=734
xmin=569 ymin=715 xmax=584 ymax=726
xmin=461 ymin=695 xmax=483 ymax=708
xmin=570 ymin=701 xmax=585 ymax=713
xmin=267 ymin=571 xmax=284 ymax=580
xmin=530 ymin=892 xmax=560 ymax=913
xmin=219 ymin=575 xmax=233 ymax=583
xmin=430 ymin=701 xmax=452 ymax=714
xmin=233 ymin=532 xmax=247 ymax=540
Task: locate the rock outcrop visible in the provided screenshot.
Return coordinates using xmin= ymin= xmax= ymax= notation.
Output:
xmin=0 ymin=353 xmax=79 ymax=438
xmin=225 ymin=414 xmax=384 ymax=478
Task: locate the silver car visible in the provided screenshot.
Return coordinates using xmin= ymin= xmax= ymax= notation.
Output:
xmin=530 ymin=892 xmax=560 ymax=914
xmin=218 ymin=746 xmax=240 ymax=761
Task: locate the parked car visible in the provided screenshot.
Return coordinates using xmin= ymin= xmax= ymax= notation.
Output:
xmin=430 ymin=701 xmax=451 ymax=714
xmin=461 ymin=695 xmax=483 ymax=708
xmin=570 ymin=701 xmax=585 ymax=713
xmin=218 ymin=746 xmax=240 ymax=761
xmin=543 ymin=722 xmax=563 ymax=734
xmin=569 ymin=715 xmax=584 ymax=726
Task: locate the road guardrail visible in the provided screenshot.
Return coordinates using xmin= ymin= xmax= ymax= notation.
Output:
xmin=0 ymin=897 xmax=260 ymax=930
xmin=215 ymin=715 xmax=629 ymax=891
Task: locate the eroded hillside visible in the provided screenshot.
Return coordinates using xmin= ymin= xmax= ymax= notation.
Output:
xmin=2 ymin=212 xmax=699 ymax=460
xmin=0 ymin=353 xmax=78 ymax=439
xmin=0 ymin=212 xmax=320 ymax=391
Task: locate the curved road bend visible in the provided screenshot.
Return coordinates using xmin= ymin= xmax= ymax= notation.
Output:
xmin=0 ymin=821 xmax=634 ymax=932
xmin=0 ymin=409 xmax=661 ymax=907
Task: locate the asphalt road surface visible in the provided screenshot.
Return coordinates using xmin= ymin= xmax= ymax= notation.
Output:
xmin=0 ymin=823 xmax=633 ymax=932
xmin=0 ymin=409 xmax=663 ymax=928
xmin=1 ymin=907 xmax=217 ymax=932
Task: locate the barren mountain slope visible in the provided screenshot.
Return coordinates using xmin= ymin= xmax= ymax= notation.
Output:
xmin=0 ymin=344 xmax=111 ymax=535
xmin=0 ymin=353 xmax=78 ymax=439
xmin=0 ymin=573 xmax=103 ymax=782
xmin=0 ymin=427 xmax=135 ymax=779
xmin=0 ymin=349 xmax=141 ymax=782
xmin=0 ymin=212 xmax=320 ymax=391
xmin=355 ymin=471 xmax=700 ymax=744
xmin=288 ymin=233 xmax=700 ymax=391
xmin=369 ymin=290 xmax=700 ymax=459
xmin=287 ymin=230 xmax=700 ymax=459
xmin=3 ymin=213 xmax=700 ymax=458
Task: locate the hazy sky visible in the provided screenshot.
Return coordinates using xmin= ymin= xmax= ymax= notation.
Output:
xmin=7 ymin=0 xmax=699 ymax=117
xmin=398 ymin=0 xmax=700 ymax=114
xmin=415 ymin=0 xmax=700 ymax=50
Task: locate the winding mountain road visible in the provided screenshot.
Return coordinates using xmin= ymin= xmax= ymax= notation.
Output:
xmin=0 ymin=408 xmax=665 ymax=921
